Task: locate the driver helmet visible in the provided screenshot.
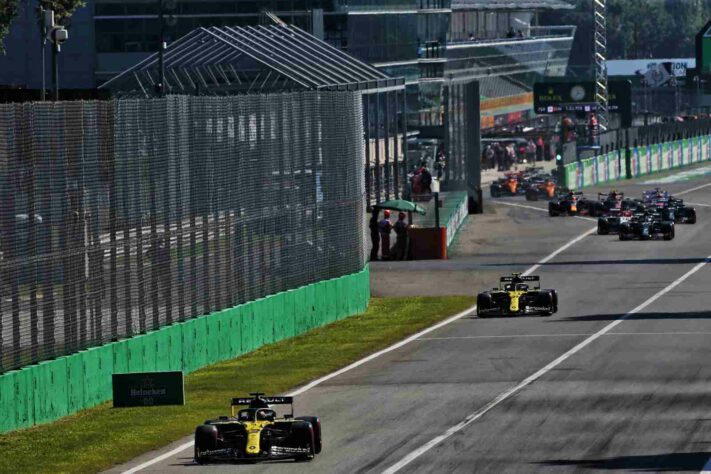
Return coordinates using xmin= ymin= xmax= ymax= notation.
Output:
xmin=256 ymin=409 xmax=276 ymax=421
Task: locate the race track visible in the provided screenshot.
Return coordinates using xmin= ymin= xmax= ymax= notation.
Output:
xmin=108 ymin=173 xmax=711 ymax=474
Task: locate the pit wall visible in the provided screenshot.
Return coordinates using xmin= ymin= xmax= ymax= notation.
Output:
xmin=0 ymin=266 xmax=370 ymax=434
xmin=562 ymin=135 xmax=711 ymax=188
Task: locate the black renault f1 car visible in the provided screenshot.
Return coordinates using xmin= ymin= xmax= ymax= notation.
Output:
xmin=618 ymin=213 xmax=675 ymax=241
xmin=477 ymin=273 xmax=557 ymax=317
xmin=194 ymin=393 xmax=321 ymax=464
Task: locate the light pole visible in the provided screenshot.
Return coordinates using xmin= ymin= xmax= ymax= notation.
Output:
xmin=44 ymin=10 xmax=68 ymax=102
xmin=157 ymin=0 xmax=165 ymax=97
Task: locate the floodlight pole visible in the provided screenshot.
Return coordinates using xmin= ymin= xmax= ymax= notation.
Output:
xmin=158 ymin=0 xmax=165 ymax=97
xmin=52 ymin=40 xmax=59 ymax=101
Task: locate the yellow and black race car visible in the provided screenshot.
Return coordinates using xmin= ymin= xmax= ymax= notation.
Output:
xmin=194 ymin=393 xmax=321 ymax=464
xmin=476 ymin=273 xmax=557 ymax=317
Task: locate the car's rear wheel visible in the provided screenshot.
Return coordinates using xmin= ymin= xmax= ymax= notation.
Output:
xmin=292 ymin=422 xmax=315 ymax=462
xmin=296 ymin=416 xmax=322 ymax=454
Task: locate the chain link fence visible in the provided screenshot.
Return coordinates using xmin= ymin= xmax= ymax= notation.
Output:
xmin=0 ymin=92 xmax=366 ymax=374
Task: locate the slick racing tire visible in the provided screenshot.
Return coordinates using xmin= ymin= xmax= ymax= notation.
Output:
xmin=292 ymin=421 xmax=316 ymax=462
xmin=663 ymin=225 xmax=675 ymax=241
xmin=194 ymin=425 xmax=219 ymax=465
xmin=296 ymin=416 xmax=322 ymax=454
xmin=548 ymin=205 xmax=559 ymax=217
xmin=476 ymin=293 xmax=493 ymax=318
xmin=687 ymin=210 xmax=697 ymax=224
xmin=525 ymin=189 xmax=539 ymax=201
xmin=597 ymin=222 xmax=609 ymax=235
xmin=490 ymin=186 xmax=501 ymax=198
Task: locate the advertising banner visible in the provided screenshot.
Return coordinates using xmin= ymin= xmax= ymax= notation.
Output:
xmin=582 ymin=159 xmax=595 ymax=187
xmin=661 ymin=142 xmax=671 ymax=170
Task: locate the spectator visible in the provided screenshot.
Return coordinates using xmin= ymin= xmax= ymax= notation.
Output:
xmin=420 ymin=165 xmax=433 ymax=193
xmin=379 ymin=210 xmax=393 ymax=260
xmin=393 ymin=212 xmax=409 ymax=260
xmin=526 ymin=139 xmax=536 ymax=163
xmin=516 ymin=29 xmax=524 ymax=39
xmin=494 ymin=142 xmax=505 ymax=171
xmin=506 ymin=27 xmax=516 ymax=38
xmin=484 ymin=145 xmax=495 ymax=170
xmin=468 ymin=33 xmax=475 ymax=41
xmin=588 ymin=113 xmax=598 ymax=145
xmin=536 ymin=136 xmax=544 ymax=162
xmin=369 ymin=209 xmax=380 ymax=261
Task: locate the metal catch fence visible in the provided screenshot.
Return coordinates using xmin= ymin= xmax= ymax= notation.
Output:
xmin=0 ymin=92 xmax=367 ymax=373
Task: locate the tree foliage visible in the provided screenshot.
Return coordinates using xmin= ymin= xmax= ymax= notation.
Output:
xmin=37 ymin=0 xmax=86 ymax=25
xmin=0 ymin=0 xmax=20 ymax=54
xmin=0 ymin=0 xmax=85 ymax=54
xmin=543 ymin=0 xmax=711 ymax=72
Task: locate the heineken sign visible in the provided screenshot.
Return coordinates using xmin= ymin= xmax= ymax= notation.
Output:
xmin=112 ymin=371 xmax=185 ymax=407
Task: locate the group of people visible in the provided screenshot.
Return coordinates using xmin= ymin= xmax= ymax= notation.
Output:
xmin=482 ymin=137 xmax=545 ymax=171
xmin=369 ymin=209 xmax=410 ymax=261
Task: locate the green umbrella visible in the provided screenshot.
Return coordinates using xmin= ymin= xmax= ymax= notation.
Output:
xmin=373 ymin=199 xmax=426 ymax=215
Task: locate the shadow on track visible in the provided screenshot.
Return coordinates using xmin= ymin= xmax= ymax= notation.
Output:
xmin=556 ymin=310 xmax=711 ymax=322
xmin=534 ymin=451 xmax=709 ymax=471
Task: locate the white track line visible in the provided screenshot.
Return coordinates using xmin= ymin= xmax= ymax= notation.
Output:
xmin=676 ymin=182 xmax=711 ymax=196
xmin=383 ymin=255 xmax=711 ymax=474
xmin=122 ymin=222 xmax=597 ymax=473
xmin=420 ymin=331 xmax=711 ymax=341
xmin=496 ymin=200 xmax=597 ymax=222
xmin=687 ymin=202 xmax=711 ymax=208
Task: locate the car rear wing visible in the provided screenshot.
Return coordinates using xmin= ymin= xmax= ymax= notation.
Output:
xmin=500 ymin=275 xmax=540 ymax=289
xmin=231 ymin=393 xmax=294 ymax=417
xmin=231 ymin=396 xmax=294 ymax=406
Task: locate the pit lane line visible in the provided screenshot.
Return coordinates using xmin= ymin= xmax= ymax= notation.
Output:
xmin=382 ymin=255 xmax=711 ymax=474
xmin=120 ymin=214 xmax=598 ymax=473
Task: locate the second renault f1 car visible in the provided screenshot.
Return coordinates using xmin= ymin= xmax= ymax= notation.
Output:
xmin=477 ymin=273 xmax=558 ymax=317
xmin=194 ymin=393 xmax=321 ymax=464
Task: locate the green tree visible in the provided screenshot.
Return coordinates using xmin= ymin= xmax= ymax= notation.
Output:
xmin=543 ymin=0 xmax=711 ymax=73
xmin=0 ymin=0 xmax=20 ymax=54
xmin=37 ymin=0 xmax=86 ymax=25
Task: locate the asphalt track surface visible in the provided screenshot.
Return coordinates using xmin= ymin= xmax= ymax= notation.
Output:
xmin=108 ymin=172 xmax=711 ymax=474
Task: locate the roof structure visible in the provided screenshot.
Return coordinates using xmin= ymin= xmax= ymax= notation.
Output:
xmin=100 ymin=24 xmax=404 ymax=96
xmin=451 ymin=0 xmax=573 ymax=10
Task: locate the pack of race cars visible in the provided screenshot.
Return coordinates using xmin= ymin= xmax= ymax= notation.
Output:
xmin=547 ymin=187 xmax=695 ymax=241
xmin=489 ymin=167 xmax=559 ymax=201
xmin=492 ymin=177 xmax=696 ymax=241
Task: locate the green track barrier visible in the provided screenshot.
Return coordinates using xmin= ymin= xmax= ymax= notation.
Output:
xmin=0 ymin=266 xmax=370 ymax=433
xmin=566 ymin=134 xmax=711 ymax=189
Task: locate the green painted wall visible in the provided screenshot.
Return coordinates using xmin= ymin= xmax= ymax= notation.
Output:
xmin=0 ymin=266 xmax=370 ymax=434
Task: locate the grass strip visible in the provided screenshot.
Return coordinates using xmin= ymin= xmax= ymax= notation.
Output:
xmin=0 ymin=295 xmax=473 ymax=474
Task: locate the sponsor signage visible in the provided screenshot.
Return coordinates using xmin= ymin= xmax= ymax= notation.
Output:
xmin=533 ymin=80 xmax=631 ymax=117
xmin=113 ymin=371 xmax=185 ymax=407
